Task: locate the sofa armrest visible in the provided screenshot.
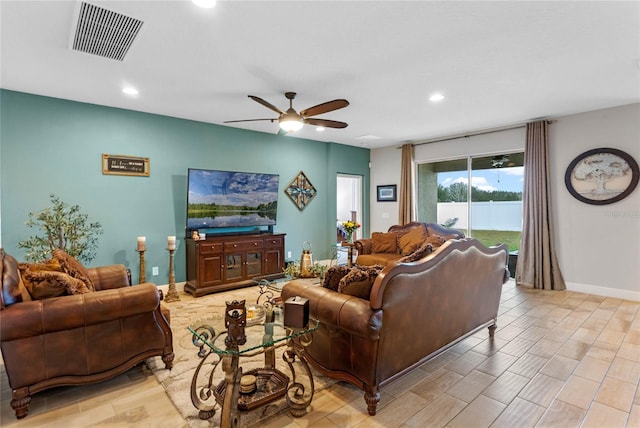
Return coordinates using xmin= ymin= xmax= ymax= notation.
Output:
xmin=0 ymin=283 xmax=161 ymax=341
xmin=282 ymin=280 xmax=381 ymax=340
xmin=354 ymin=238 xmax=373 ymax=255
xmin=87 ymin=264 xmax=131 ymax=290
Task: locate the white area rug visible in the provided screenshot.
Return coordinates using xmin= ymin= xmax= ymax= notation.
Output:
xmin=146 ymin=285 xmax=335 ymax=427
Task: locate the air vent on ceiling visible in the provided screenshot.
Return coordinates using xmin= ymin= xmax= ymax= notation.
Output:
xmin=72 ymin=2 xmax=143 ymax=61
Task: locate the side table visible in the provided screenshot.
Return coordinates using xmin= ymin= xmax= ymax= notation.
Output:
xmin=330 ymin=242 xmax=357 ymax=267
xmin=341 ymin=242 xmax=357 ymax=267
xmin=188 ymin=298 xmax=318 ymax=428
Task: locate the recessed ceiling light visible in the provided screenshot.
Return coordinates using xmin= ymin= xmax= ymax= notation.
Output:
xmin=122 ymin=86 xmax=138 ymax=96
xmin=429 ymin=93 xmax=445 ymax=102
xmin=356 ymin=134 xmax=382 ymax=140
xmin=316 ymin=126 xmax=326 ymax=132
xmin=192 ymin=0 xmax=216 ymax=8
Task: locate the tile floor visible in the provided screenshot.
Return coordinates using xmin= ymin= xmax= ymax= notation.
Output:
xmin=1 ymin=280 xmax=639 ymax=427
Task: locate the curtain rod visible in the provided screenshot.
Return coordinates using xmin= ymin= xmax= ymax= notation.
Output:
xmin=402 ymin=120 xmax=554 ymax=148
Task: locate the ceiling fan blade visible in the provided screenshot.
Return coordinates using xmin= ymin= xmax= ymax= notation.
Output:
xmin=248 ymin=95 xmax=285 ymax=115
xmin=223 ymin=118 xmax=276 ymax=124
xmin=304 ymin=118 xmax=349 ymax=129
xmin=300 ymin=99 xmax=349 ymax=117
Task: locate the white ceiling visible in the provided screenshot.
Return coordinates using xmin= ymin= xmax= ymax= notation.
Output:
xmin=1 ymin=1 xmax=639 ymax=149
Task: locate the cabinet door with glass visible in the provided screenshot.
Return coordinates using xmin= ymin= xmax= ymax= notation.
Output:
xmin=245 ymin=250 xmax=263 ymax=279
xmin=223 ymin=239 xmax=264 ymax=282
xmin=223 ymin=252 xmax=244 ymax=283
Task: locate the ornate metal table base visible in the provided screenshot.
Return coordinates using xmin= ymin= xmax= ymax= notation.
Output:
xmin=190 ymin=324 xmax=220 ymax=420
xmin=189 ymin=300 xmax=316 ymax=428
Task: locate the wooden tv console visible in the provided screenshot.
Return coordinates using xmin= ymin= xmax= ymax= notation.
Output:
xmin=185 ymin=233 xmax=286 ymax=297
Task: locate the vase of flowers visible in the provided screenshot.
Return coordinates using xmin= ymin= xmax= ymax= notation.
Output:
xmin=341 ymin=220 xmax=361 ymax=243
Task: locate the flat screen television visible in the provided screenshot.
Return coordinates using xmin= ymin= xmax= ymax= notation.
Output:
xmin=186 ymin=168 xmax=279 ymax=232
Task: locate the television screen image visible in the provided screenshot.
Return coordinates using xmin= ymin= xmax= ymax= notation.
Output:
xmin=187 ymin=169 xmax=279 ymax=230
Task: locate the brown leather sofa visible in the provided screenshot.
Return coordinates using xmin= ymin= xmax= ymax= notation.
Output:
xmin=354 ymin=221 xmax=464 ymax=266
xmin=0 ymin=249 xmax=174 ymax=419
xmin=282 ymin=238 xmax=509 ymax=415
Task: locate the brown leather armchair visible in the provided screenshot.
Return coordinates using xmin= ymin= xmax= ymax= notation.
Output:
xmin=0 ymin=249 xmax=174 ymax=419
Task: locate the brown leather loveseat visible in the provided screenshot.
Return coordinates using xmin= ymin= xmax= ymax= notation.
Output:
xmin=282 ymin=238 xmax=509 ymax=415
xmin=354 ymin=221 xmax=464 ymax=266
xmin=0 ymin=249 xmax=174 ymax=419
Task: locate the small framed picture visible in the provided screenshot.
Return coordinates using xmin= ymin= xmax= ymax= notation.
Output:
xmin=102 ymin=154 xmax=150 ymax=177
xmin=377 ymin=184 xmax=397 ymax=202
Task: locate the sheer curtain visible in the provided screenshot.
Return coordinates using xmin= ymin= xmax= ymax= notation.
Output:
xmin=399 ymin=143 xmax=414 ymax=224
xmin=516 ymin=121 xmax=566 ymax=290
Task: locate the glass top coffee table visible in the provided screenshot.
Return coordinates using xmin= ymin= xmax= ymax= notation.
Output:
xmin=187 ymin=291 xmax=318 ymax=428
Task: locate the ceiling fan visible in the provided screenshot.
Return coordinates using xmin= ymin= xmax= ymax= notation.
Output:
xmin=491 ymin=155 xmax=510 ymax=168
xmin=224 ymin=92 xmax=349 ymax=133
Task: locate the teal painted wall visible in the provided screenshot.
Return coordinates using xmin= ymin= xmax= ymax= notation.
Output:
xmin=0 ymin=90 xmax=370 ymax=284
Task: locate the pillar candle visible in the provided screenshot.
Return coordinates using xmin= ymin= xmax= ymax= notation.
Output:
xmin=168 ymin=235 xmax=176 ymax=250
xmin=137 ymin=236 xmax=146 ymax=251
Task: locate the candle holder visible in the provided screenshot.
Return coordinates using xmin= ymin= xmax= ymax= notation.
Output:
xmin=137 ymin=249 xmax=146 ymax=284
xmin=165 ymin=248 xmax=180 ymax=303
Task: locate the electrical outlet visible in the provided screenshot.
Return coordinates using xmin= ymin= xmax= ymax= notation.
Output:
xmin=287 ymin=251 xmax=292 ymax=259
xmin=152 ymin=266 xmax=159 ymax=276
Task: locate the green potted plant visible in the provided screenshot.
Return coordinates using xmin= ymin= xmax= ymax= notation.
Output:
xmin=18 ymin=194 xmax=104 ymax=263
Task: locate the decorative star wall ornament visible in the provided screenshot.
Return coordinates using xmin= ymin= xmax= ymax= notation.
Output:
xmin=285 ymin=171 xmax=317 ymax=210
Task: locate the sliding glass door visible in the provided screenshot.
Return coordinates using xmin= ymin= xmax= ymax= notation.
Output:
xmin=416 ymin=152 xmax=524 ymax=252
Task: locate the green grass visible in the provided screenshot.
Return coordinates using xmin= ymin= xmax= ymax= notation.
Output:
xmin=469 ymin=230 xmax=521 ymax=252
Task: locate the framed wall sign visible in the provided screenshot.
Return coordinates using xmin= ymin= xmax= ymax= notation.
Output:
xmin=565 ymin=148 xmax=639 ymax=205
xmin=285 ymin=170 xmax=317 ymax=210
xmin=102 ymin=154 xmax=150 ymax=177
xmin=377 ymin=184 xmax=397 ymax=202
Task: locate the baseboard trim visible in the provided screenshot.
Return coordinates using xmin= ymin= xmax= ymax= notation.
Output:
xmin=566 ymin=281 xmax=640 ymax=302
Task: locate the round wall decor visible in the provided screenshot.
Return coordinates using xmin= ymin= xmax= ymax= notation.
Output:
xmin=565 ymin=148 xmax=639 ymax=205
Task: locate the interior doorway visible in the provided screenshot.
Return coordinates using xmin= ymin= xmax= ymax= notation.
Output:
xmin=336 ymin=174 xmax=363 ymax=242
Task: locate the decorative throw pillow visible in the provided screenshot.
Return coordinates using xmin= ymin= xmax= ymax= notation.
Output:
xmin=398 ymin=227 xmax=426 ymax=255
xmin=398 ymin=243 xmax=434 ymax=263
xmin=322 ymin=265 xmax=350 ymax=291
xmin=372 ymin=232 xmax=398 ymax=254
xmin=22 ymin=269 xmax=91 ymax=299
xmin=17 ymin=259 xmax=64 ymax=299
xmin=52 ymin=249 xmax=95 ymax=292
xmin=18 ymin=259 xmax=63 ymax=273
xmin=337 ymin=265 xmax=383 ymax=300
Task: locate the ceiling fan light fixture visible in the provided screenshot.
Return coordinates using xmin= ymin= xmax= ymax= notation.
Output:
xmin=279 ymin=109 xmax=303 ymax=132
xmin=279 ymin=119 xmax=303 ymax=132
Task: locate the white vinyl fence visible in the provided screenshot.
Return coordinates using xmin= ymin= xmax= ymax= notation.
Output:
xmin=437 ymin=201 xmax=522 ymax=231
